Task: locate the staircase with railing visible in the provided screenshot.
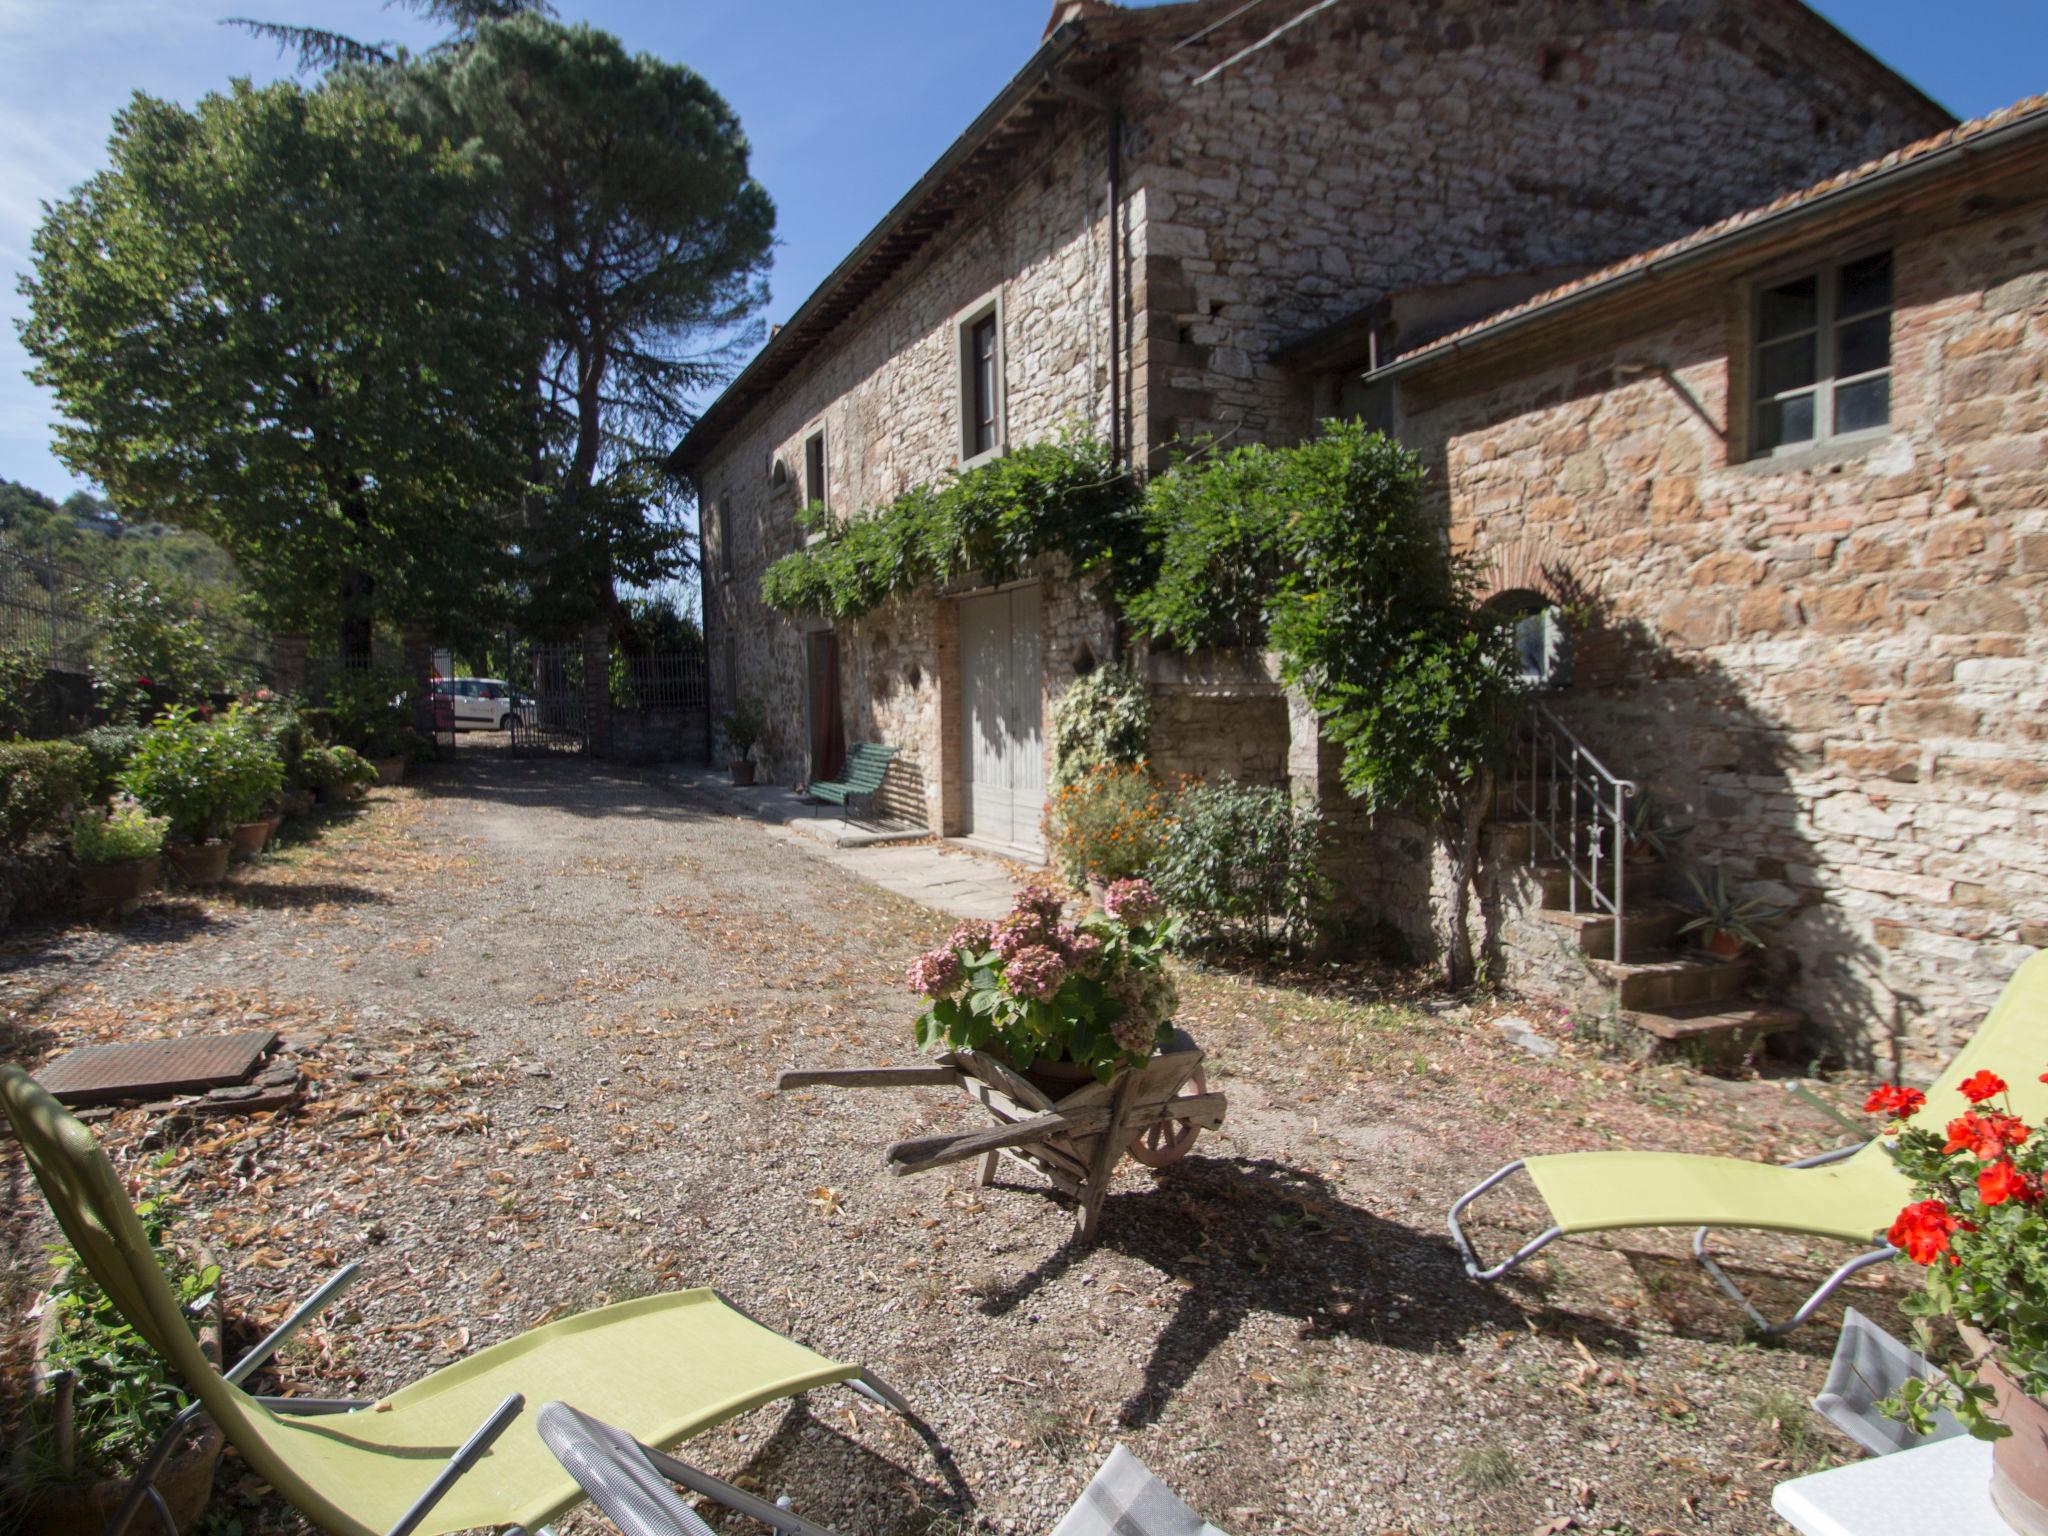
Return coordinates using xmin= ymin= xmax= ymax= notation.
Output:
xmin=1493 ymin=705 xmax=1802 ymax=1066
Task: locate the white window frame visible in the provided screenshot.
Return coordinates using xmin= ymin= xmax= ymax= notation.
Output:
xmin=1749 ymin=248 xmax=1893 ymax=459
xmin=956 ymin=290 xmax=1006 ymax=469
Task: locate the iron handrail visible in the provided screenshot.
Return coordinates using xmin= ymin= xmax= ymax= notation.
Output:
xmin=1511 ymin=704 xmax=1640 ymax=962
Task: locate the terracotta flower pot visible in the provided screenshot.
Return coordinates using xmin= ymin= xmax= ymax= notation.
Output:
xmin=1963 ymin=1324 xmax=2048 ymax=1535
xmin=282 ymin=788 xmax=315 ymax=817
xmin=729 ymin=759 xmax=756 ymax=786
xmin=229 ymin=817 xmax=280 ymax=862
xmin=12 ymin=1248 xmax=224 ymax=1536
xmin=1698 ymin=929 xmax=1750 ymax=960
xmin=370 ymin=755 xmax=406 ymax=786
xmin=76 ymin=857 xmax=158 ymax=910
xmin=165 ymin=840 xmax=231 ymax=887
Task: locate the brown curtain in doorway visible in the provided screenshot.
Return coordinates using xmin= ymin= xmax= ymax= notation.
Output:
xmin=807 ymin=631 xmax=845 ymax=783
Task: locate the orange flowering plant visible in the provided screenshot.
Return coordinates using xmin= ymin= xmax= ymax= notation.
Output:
xmin=1872 ymin=1067 xmax=2048 ymax=1439
xmin=1044 ymin=761 xmax=1175 ymax=888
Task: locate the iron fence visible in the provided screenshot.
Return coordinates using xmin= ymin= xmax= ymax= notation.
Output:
xmin=611 ymin=649 xmax=707 ymax=711
xmin=0 ymin=549 xmax=97 ymax=670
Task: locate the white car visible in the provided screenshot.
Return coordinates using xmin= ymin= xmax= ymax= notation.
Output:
xmin=433 ymin=677 xmax=528 ymax=731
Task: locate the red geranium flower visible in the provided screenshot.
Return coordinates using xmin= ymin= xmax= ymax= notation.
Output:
xmin=135 ymin=675 xmax=153 ymax=688
xmin=1944 ymin=1111 xmax=2031 ymax=1160
xmin=1888 ymin=1199 xmax=1963 ymax=1265
xmin=1864 ymin=1084 xmax=1926 ymax=1119
xmin=1978 ymin=1158 xmax=2039 ymax=1208
xmin=1959 ymin=1070 xmax=2009 ymax=1104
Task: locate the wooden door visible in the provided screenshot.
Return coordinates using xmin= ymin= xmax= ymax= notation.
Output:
xmin=959 ymin=585 xmax=1043 ymax=853
xmin=805 ymin=630 xmax=843 ymax=783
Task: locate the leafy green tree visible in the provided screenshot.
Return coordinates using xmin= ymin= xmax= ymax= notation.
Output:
xmin=396 ymin=17 xmax=776 ymax=632
xmin=19 ymin=78 xmax=531 ymax=660
xmin=225 ymin=0 xmax=557 ymax=73
xmin=1263 ymin=421 xmax=1519 ymax=986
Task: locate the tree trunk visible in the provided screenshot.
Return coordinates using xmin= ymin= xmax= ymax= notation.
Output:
xmin=1440 ymin=765 xmax=1493 ymax=989
xmin=338 ymin=566 xmax=376 ymax=667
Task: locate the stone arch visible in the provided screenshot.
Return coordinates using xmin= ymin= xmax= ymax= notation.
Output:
xmin=1471 ymin=535 xmax=1585 ymax=611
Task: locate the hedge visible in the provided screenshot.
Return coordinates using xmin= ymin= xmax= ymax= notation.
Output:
xmin=0 ymin=740 xmax=96 ymax=850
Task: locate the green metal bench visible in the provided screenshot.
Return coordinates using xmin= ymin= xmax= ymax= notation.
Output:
xmin=807 ymin=742 xmax=898 ymax=818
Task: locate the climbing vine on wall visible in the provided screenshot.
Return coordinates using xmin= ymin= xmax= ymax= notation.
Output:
xmin=757 ymin=431 xmax=1145 ymax=620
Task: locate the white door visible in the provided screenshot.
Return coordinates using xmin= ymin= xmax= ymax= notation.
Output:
xmin=959 ymin=585 xmax=1044 ymax=855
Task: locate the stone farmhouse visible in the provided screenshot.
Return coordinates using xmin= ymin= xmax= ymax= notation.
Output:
xmin=671 ymin=0 xmax=2031 ymax=1064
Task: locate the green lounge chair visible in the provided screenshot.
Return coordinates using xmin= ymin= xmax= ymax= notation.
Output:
xmin=0 ymin=1065 xmax=923 ymax=1536
xmin=1448 ymin=949 xmax=2048 ymax=1333
xmin=805 ymin=743 xmax=897 ymax=818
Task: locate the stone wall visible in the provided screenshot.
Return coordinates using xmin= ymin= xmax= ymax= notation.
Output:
xmin=610 ymin=707 xmax=710 ymax=767
xmin=1396 ymin=195 xmax=2048 ymax=1070
xmin=1120 ymin=0 xmax=1951 ymax=467
xmin=1140 ymin=649 xmax=1288 ymax=789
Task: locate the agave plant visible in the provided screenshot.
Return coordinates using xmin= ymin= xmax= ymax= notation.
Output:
xmin=1677 ymin=866 xmax=1786 ymax=955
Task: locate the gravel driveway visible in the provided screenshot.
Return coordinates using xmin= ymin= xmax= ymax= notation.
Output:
xmin=1 ymin=757 xmax=1901 ymax=1535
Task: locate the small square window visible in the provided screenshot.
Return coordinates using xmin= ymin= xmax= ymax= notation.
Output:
xmin=1750 ymin=251 xmax=1892 ymax=456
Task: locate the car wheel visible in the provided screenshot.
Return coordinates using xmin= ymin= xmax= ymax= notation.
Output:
xmin=500 ymin=711 xmax=513 ymax=731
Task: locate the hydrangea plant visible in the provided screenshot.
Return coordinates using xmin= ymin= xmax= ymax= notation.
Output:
xmin=1871 ymin=1067 xmax=2048 ymax=1439
xmin=907 ymin=879 xmax=1177 ymax=1082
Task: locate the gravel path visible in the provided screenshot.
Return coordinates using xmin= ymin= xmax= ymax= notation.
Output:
xmin=1 ymin=757 xmax=1906 ymax=1535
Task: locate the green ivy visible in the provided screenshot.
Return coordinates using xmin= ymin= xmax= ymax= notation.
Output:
xmin=1048 ymin=661 xmax=1150 ymax=791
xmin=1123 ymin=440 xmax=1290 ymax=652
xmin=760 ymin=432 xmax=1144 ymax=619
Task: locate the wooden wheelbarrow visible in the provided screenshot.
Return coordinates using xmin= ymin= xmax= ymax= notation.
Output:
xmin=776 ymin=1028 xmax=1223 ymax=1241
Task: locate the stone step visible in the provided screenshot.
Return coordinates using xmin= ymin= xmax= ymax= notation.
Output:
xmin=1526 ymin=854 xmax=1664 ymax=908
xmin=1621 ymin=1001 xmax=1805 ymax=1070
xmin=1532 ymin=901 xmax=1686 ymax=960
xmin=1589 ymin=948 xmax=1752 ymax=1010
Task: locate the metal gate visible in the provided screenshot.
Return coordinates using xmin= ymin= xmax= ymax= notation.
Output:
xmin=507 ymin=643 xmax=588 ymax=755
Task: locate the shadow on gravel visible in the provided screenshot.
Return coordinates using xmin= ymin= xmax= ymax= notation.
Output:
xmin=977 ymin=1155 xmax=1640 ymax=1429
xmin=212 ymin=881 xmax=392 ymax=912
xmin=736 ymin=1397 xmax=975 ymax=1532
xmin=413 ymin=755 xmax=730 ymax=825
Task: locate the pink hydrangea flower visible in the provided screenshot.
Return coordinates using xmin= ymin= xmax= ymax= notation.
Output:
xmin=1003 ymin=944 xmax=1070 ymax=1000
xmin=1011 ymin=883 xmax=1066 ymax=924
xmin=905 ymin=947 xmax=962 ymax=999
xmin=949 ymin=917 xmax=994 ymax=954
xmin=1102 ymin=878 xmax=1162 ymax=926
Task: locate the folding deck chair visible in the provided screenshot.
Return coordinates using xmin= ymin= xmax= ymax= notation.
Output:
xmin=0 ymin=1065 xmax=925 ymax=1536
xmin=537 ymin=1408 xmax=1229 ymax=1536
xmin=1447 ymin=949 xmax=2048 ymax=1333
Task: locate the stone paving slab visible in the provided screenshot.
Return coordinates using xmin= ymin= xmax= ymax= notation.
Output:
xmin=662 ymin=765 xmax=1026 ymax=919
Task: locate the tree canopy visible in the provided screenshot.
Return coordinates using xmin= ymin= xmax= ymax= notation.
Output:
xmin=19 ymin=77 xmax=532 ymax=657
xmin=392 ymin=17 xmax=777 ymax=633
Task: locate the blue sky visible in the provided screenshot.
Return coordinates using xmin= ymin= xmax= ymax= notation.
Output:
xmin=1 ymin=0 xmax=2041 ymax=500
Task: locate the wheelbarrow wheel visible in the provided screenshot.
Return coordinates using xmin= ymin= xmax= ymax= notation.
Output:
xmin=1127 ymin=1065 xmax=1206 ymax=1168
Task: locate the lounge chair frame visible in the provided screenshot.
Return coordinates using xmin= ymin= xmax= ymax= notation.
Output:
xmin=1447 ymin=1140 xmax=1896 ymax=1336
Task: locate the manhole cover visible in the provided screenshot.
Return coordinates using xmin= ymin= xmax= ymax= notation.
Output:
xmin=37 ymin=1030 xmax=279 ymax=1107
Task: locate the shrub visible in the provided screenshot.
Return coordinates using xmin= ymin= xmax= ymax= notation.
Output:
xmin=1153 ymin=779 xmax=1329 ymax=954
xmin=0 ymin=646 xmax=46 ymax=737
xmin=235 ymin=691 xmax=308 ymax=791
xmin=88 ymin=577 xmax=231 ymax=723
xmin=1048 ymin=663 xmax=1150 ymax=791
xmin=301 ymin=743 xmax=377 ymax=793
xmin=73 ymin=724 xmax=145 ymax=798
xmin=73 ymin=800 xmax=168 ymax=864
xmin=1125 ymin=440 xmax=1290 ymax=652
xmin=0 ymin=740 xmax=94 ymax=850
xmin=1045 ymin=761 xmax=1173 ymax=888
xmin=119 ymin=706 xmax=282 ymax=843
xmin=313 ymin=667 xmax=415 ymax=758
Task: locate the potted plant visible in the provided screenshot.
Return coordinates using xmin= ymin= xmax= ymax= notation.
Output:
xmin=302 ymin=744 xmax=378 ymax=804
xmin=1620 ymin=789 xmax=1691 ymax=861
xmin=719 ymin=699 xmax=766 ymax=786
xmin=1044 ymin=761 xmax=1172 ymax=903
xmin=118 ymin=707 xmax=279 ymax=887
xmin=70 ymin=800 xmax=167 ymax=910
xmin=1873 ymin=1072 xmax=2048 ymax=1532
xmin=220 ymin=703 xmax=285 ymax=860
xmin=1677 ymin=866 xmax=1784 ymax=959
xmin=6 ymin=1192 xmax=225 ymax=1536
xmin=907 ymin=879 xmax=1179 ymax=1096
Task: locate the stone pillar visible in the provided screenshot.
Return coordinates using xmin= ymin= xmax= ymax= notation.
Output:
xmin=402 ymin=626 xmax=434 ymax=741
xmin=269 ymin=634 xmax=309 ymax=696
xmin=581 ymin=623 xmax=611 ymax=759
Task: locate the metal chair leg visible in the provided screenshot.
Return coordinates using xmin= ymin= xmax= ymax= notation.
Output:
xmin=1447 ymin=1159 xmax=1566 ymax=1281
xmin=1693 ymin=1226 xmax=1898 ymax=1336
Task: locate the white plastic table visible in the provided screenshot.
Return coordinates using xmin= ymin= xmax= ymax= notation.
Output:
xmin=1772 ymin=1435 xmax=2001 ymax=1535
